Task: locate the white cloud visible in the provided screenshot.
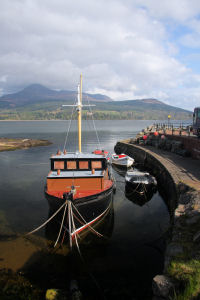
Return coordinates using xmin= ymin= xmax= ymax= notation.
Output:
xmin=0 ymin=0 xmax=200 ymax=109
xmin=134 ymin=0 xmax=200 ymax=22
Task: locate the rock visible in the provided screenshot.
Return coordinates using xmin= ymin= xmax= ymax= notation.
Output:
xmin=158 ymin=139 xmax=166 ymax=149
xmin=46 ymin=289 xmax=62 ymax=300
xmin=70 ymin=280 xmax=82 ymax=300
xmin=171 ymin=141 xmax=182 ymax=154
xmin=179 ymin=193 xmax=191 ymax=205
xmin=166 ymin=243 xmax=184 ymax=257
xmin=152 ymin=275 xmax=174 ymax=298
xmin=171 ymin=231 xmax=182 ymax=242
xmin=178 ymin=183 xmax=189 ymax=193
xmin=193 ymin=231 xmax=200 ymax=243
xmin=187 ymin=210 xmax=200 ymax=217
xmin=175 ymin=204 xmax=186 ymax=217
xmin=185 ymin=215 xmax=200 ymax=225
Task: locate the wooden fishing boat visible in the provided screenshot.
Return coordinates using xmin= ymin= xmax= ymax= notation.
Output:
xmin=45 ymin=75 xmax=115 ymax=240
xmin=112 ymin=153 xmax=134 ymax=168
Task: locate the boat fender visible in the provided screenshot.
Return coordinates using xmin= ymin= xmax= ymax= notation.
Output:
xmin=56 ymin=149 xmax=61 ymax=155
xmin=57 ymin=169 xmax=60 ymax=175
xmin=143 ymin=135 xmax=148 ymax=140
xmin=92 ymin=168 xmax=95 ymax=174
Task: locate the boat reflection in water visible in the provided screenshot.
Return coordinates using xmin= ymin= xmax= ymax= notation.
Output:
xmin=125 ymin=185 xmax=157 ymax=206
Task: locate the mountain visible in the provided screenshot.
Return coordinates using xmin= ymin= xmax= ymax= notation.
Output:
xmin=0 ymin=84 xmax=113 ymax=108
xmin=0 ymin=84 xmax=192 ymax=120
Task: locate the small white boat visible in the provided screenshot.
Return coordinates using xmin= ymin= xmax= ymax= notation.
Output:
xmin=112 ymin=153 xmax=134 ymax=168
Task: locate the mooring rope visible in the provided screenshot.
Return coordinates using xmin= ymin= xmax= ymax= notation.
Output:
xmin=54 ymin=201 xmax=68 ymax=247
xmin=70 ymin=202 xmax=107 ymax=300
xmin=70 ymin=204 xmax=81 ymax=254
xmin=71 ymin=202 xmax=105 ymax=238
xmin=25 ymin=201 xmax=67 ymax=236
xmin=72 ymin=212 xmax=104 ymax=238
xmin=125 ymin=183 xmax=145 ymax=197
xmin=68 ymin=201 xmax=72 ymax=249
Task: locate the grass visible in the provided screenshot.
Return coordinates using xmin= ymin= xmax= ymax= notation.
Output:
xmin=168 ymin=259 xmax=200 ymax=300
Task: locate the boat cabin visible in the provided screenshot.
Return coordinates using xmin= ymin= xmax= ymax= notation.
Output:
xmin=50 ymin=153 xmax=107 ymax=172
xmin=46 ymin=152 xmax=111 ymax=195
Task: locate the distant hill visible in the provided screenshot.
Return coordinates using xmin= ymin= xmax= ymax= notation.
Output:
xmin=0 ymin=84 xmax=113 ymax=108
xmin=0 ymin=84 xmax=192 ymax=120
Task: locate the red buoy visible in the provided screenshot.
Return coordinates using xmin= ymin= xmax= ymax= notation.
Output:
xmin=143 ymin=135 xmax=148 ymax=140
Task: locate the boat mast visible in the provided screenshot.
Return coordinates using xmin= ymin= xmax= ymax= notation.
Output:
xmin=63 ymin=74 xmax=92 ymax=153
xmin=78 ymin=73 xmax=82 ymax=153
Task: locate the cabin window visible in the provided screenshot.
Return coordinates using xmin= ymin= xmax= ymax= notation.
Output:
xmin=67 ymin=161 xmax=77 ymax=169
xmin=79 ymin=161 xmax=89 ymax=169
xmin=54 ymin=161 xmax=64 ymax=170
xmin=91 ymin=161 xmax=102 ymax=169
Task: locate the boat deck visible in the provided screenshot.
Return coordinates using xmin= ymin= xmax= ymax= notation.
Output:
xmin=47 ymin=170 xmax=104 ymax=178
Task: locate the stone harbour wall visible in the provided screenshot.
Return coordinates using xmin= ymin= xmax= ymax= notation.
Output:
xmin=114 ymin=140 xmax=178 ymax=216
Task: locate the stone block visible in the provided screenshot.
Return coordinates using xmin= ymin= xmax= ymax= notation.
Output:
xmin=186 ymin=215 xmax=200 ymax=225
xmin=193 ymin=231 xmax=200 ymax=243
xmin=152 ymin=275 xmax=174 ymax=298
xmin=166 ymin=243 xmax=184 ymax=257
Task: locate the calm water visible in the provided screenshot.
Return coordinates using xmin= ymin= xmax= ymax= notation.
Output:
xmin=0 ymin=120 xmax=170 ymax=299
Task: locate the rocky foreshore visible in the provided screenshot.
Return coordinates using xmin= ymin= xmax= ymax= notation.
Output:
xmin=153 ymin=183 xmax=200 ymax=299
xmin=0 ymin=138 xmax=51 ymax=152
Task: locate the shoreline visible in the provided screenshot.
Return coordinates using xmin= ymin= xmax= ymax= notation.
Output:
xmin=0 ymin=137 xmax=52 ymax=152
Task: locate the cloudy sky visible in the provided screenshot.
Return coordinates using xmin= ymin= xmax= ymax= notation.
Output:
xmin=1 ymin=0 xmax=200 ymax=110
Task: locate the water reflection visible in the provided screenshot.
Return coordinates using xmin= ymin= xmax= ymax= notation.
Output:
xmin=125 ymin=187 xmax=157 ymax=207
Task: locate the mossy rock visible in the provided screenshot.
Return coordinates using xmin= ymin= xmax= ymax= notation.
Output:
xmin=46 ymin=289 xmax=68 ymax=300
xmin=0 ymin=269 xmax=43 ymax=300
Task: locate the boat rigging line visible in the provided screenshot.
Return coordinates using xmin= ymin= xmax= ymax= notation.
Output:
xmin=63 ymin=97 xmax=76 ymax=152
xmin=86 ymin=95 xmax=101 ymax=149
